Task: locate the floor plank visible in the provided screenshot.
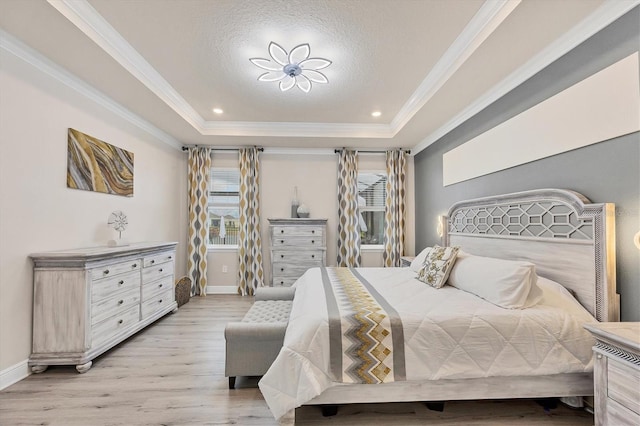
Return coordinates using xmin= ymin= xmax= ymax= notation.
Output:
xmin=0 ymin=295 xmax=593 ymax=425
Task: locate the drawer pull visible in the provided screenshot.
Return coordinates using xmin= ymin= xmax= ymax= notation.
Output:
xmin=280 ymin=281 xmax=284 ymax=285
xmin=158 ymin=299 xmax=163 ymax=303
xmin=104 ymin=269 xmax=110 ymax=275
xmin=311 ymin=240 xmax=315 ymax=244
xmin=151 ymin=260 xmax=155 ymax=264
xmin=118 ymin=300 xmax=124 ymax=305
xmin=118 ymin=319 xmax=123 ymax=324
xmin=132 ymin=263 xmax=137 ymax=268
xmin=159 ymin=268 xmax=163 ymax=272
xmin=168 ymin=256 xmax=172 ymax=260
xmin=118 ymin=280 xmax=125 ymax=285
xmin=280 ymin=240 xmax=284 ymax=244
xmin=311 ymin=254 xmax=315 ymax=258
xmin=280 ymin=255 xmax=284 ymax=259
xmin=281 ymin=229 xmax=284 ymax=234
xmin=312 ymin=230 xmax=315 ymax=234
xmin=158 ymin=283 xmax=163 ymax=288
xmin=280 ymin=268 xmax=284 ymax=272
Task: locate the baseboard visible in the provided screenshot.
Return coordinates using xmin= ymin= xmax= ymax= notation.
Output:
xmin=206 ymin=285 xmax=238 ymax=294
xmin=0 ymin=359 xmax=30 ymax=390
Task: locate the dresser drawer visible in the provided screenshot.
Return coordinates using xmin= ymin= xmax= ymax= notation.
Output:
xmin=142 ymin=276 xmax=173 ymax=301
xmin=143 ymin=251 xmax=175 ymax=268
xmin=90 ymin=258 xmax=141 ymax=281
xmin=272 ymin=225 xmax=324 ymax=238
xmin=91 ymin=304 xmax=140 ymax=347
xmin=272 ymin=236 xmax=323 ymax=248
xmin=92 ymin=270 xmax=140 ymax=303
xmin=608 ymin=360 xmax=640 ymax=414
xmin=141 ymin=289 xmax=174 ymax=319
xmin=606 ymin=397 xmax=640 ymax=426
xmin=272 ymin=250 xmax=324 ymax=264
xmin=271 ymin=276 xmax=298 ymax=287
xmin=142 ymin=262 xmax=174 ymax=283
xmin=272 ymin=262 xmax=322 ymax=278
xmin=91 ymin=286 xmax=140 ymax=325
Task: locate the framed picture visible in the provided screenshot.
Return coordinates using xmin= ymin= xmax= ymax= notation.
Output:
xmin=67 ymin=128 xmax=134 ymax=197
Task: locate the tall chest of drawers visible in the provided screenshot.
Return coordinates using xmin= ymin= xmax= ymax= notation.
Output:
xmin=268 ymin=218 xmax=327 ymax=286
xmin=584 ymin=322 xmax=640 ymax=426
xmin=29 ymin=242 xmax=178 ymax=373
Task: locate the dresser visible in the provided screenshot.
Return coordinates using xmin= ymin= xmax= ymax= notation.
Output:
xmin=584 ymin=322 xmax=640 ymax=426
xmin=29 ymin=242 xmax=178 ymax=373
xmin=268 ymin=218 xmax=327 ymax=286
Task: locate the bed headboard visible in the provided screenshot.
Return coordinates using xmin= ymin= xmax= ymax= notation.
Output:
xmin=443 ymin=188 xmax=618 ymax=322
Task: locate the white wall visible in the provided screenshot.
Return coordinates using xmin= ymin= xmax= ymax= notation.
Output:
xmin=207 ymin=151 xmax=415 ymax=290
xmin=0 ymin=52 xmax=187 ymax=380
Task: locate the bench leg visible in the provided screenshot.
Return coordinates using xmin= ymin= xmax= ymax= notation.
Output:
xmin=229 ymin=377 xmax=236 ymax=389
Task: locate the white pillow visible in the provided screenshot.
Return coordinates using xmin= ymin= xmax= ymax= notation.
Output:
xmin=447 ymin=253 xmax=542 ymax=309
xmin=410 ymin=247 xmax=432 ymax=272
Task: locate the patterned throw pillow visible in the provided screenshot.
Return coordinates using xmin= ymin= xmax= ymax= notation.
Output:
xmin=417 ymin=245 xmax=460 ymax=288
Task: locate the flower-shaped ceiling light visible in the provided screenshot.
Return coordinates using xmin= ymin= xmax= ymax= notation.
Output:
xmin=250 ymin=42 xmax=331 ymax=93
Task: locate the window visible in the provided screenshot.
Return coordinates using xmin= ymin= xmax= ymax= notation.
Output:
xmin=208 ymin=168 xmax=240 ymax=246
xmin=357 ymin=171 xmax=386 ymax=246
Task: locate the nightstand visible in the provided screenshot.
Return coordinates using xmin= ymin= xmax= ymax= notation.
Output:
xmin=400 ymin=256 xmax=415 ymax=267
xmin=584 ymin=322 xmax=640 ymax=426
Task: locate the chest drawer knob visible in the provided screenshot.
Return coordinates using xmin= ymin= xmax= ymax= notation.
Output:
xmin=151 ymin=260 xmax=155 ymax=264
xmin=118 ymin=300 xmax=124 ymax=305
xmin=312 ymin=230 xmax=315 ymax=234
xmin=159 ymin=268 xmax=163 ymax=272
xmin=118 ymin=319 xmax=123 ymax=324
xmin=280 ymin=254 xmax=284 ymax=259
xmin=311 ymin=254 xmax=315 ymax=259
xmin=118 ymin=280 xmax=124 ymax=286
xmin=280 ymin=281 xmax=284 ymax=285
xmin=311 ymin=240 xmax=315 ymax=244
xmin=159 ymin=283 xmax=164 ymax=288
xmin=281 ymin=230 xmax=284 ymax=234
xmin=168 ymin=255 xmax=172 ymax=260
xmin=280 ymin=268 xmax=284 ymax=272
xmin=104 ymin=269 xmax=110 ymax=275
xmin=158 ymin=299 xmax=163 ymax=303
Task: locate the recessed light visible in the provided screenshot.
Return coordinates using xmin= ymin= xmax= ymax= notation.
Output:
xmin=213 ymin=108 xmax=224 ymax=114
xmin=371 ymin=111 xmax=381 ymax=117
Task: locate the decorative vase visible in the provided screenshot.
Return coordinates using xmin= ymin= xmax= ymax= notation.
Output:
xmin=291 ymin=186 xmax=299 ymax=218
xmin=297 ymin=204 xmax=310 ymax=218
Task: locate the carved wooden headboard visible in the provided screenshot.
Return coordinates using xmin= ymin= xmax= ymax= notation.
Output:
xmin=443 ymin=189 xmax=618 ymax=322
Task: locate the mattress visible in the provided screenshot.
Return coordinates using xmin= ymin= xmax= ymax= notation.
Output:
xmin=258 ymin=266 xmax=597 ymax=419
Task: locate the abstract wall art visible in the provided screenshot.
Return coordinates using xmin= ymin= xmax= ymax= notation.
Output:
xmin=67 ymin=128 xmax=134 ymax=197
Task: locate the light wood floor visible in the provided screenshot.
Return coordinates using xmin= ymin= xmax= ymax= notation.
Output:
xmin=0 ymin=295 xmax=594 ymax=425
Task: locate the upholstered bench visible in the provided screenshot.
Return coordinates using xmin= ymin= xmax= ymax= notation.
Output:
xmin=224 ymin=287 xmax=295 ymax=389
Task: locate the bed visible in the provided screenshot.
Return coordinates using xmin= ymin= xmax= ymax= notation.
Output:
xmin=258 ymin=188 xmax=618 ymax=425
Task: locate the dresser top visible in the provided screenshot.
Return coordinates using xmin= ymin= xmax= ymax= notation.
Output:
xmin=584 ymin=322 xmax=640 ymax=353
xmin=268 ymin=218 xmax=328 ymax=225
xmin=30 ymin=242 xmax=178 ymax=262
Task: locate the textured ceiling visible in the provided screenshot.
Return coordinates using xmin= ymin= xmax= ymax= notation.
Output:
xmin=0 ymin=0 xmax=626 ymax=151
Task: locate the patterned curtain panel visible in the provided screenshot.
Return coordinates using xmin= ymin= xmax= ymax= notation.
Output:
xmin=337 ymin=149 xmax=361 ymax=267
xmin=187 ymin=147 xmax=212 ymax=296
xmin=383 ymin=149 xmax=407 ymax=267
xmin=237 ymin=147 xmax=264 ymax=296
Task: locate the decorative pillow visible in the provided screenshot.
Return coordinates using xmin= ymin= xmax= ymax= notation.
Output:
xmin=416 ymin=245 xmax=460 ymax=288
xmin=410 ymin=246 xmax=432 ymax=272
xmin=447 ymin=253 xmax=541 ymax=309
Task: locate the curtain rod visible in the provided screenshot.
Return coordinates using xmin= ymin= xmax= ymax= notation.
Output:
xmin=334 ymin=148 xmax=411 ymax=154
xmin=181 ymin=146 xmax=264 ymax=152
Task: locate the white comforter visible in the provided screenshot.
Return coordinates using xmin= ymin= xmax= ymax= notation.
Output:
xmin=258 ymin=267 xmax=597 ymax=419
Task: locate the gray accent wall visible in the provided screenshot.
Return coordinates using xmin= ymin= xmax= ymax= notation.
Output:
xmin=414 ymin=8 xmax=640 ymax=321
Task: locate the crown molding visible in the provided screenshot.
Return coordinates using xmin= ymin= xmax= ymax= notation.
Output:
xmin=47 ymin=0 xmax=205 ymax=131
xmin=200 ymin=121 xmax=393 ymax=138
xmin=0 ymin=29 xmax=182 ymax=149
xmin=389 ymin=0 xmax=520 ymax=134
xmin=412 ymin=0 xmax=640 ymax=155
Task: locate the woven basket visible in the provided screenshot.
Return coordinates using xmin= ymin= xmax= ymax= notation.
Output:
xmin=175 ymin=276 xmax=191 ymax=307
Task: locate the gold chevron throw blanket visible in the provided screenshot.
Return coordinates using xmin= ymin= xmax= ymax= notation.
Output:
xmin=320 ymin=267 xmax=406 ymax=384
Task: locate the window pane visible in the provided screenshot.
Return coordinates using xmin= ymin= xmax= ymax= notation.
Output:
xmin=360 ymin=210 xmax=384 ymax=245
xmin=209 ymin=168 xmax=240 ymax=245
xmin=358 ymin=171 xmax=386 ymax=245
